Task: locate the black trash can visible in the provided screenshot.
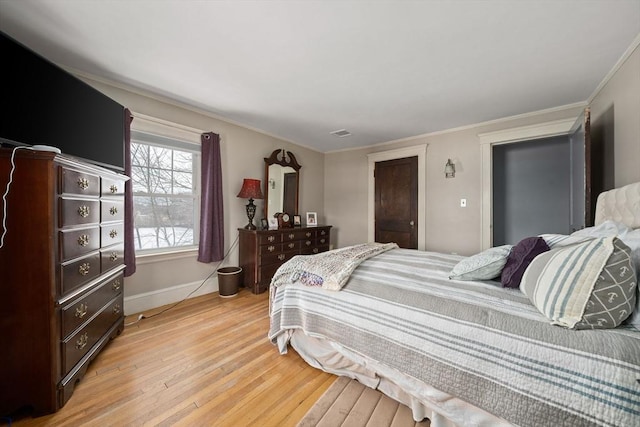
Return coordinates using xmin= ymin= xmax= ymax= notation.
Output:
xmin=217 ymin=266 xmax=242 ymax=298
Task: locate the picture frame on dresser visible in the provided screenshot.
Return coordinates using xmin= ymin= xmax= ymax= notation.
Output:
xmin=293 ymin=214 xmax=302 ymax=226
xmin=268 ymin=217 xmax=278 ymax=230
xmin=261 ymin=218 xmax=269 ymax=230
xmin=306 ymin=212 xmax=317 ymax=226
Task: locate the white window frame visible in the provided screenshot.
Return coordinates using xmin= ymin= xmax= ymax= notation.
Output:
xmin=130 ymin=113 xmax=203 ymax=255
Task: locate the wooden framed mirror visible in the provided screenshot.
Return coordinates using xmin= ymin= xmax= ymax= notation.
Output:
xmin=264 ymin=149 xmax=301 ymax=219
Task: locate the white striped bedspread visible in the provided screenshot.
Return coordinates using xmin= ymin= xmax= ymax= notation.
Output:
xmin=268 ymin=248 xmax=640 ymax=427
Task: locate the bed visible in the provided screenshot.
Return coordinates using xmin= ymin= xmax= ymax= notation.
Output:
xmin=268 ymin=182 xmax=640 ymax=427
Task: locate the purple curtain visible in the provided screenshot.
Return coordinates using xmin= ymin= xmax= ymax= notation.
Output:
xmin=124 ymin=109 xmax=136 ymax=276
xmin=198 ymin=132 xmax=225 ymax=262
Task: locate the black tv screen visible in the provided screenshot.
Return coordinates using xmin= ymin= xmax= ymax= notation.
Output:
xmin=0 ymin=31 xmax=125 ymax=171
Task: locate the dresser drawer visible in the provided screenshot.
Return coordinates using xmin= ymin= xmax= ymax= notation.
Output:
xmin=301 ymin=244 xmax=330 ymax=255
xmin=101 ymin=177 xmax=125 ymax=197
xmin=61 ymin=271 xmax=124 ymax=338
xmin=317 ymin=228 xmax=330 ymax=238
xmin=101 ymin=200 xmax=124 ymax=223
xmin=101 ymin=244 xmax=124 ymax=273
xmin=282 ymin=240 xmax=299 ymax=251
xmin=260 ymin=243 xmax=282 ymax=256
xmin=282 ymin=230 xmax=310 ymax=242
xmin=59 ymin=227 xmax=100 ymax=262
xmin=317 ymin=235 xmax=330 ymax=246
xmin=261 ymin=250 xmax=296 ymax=266
xmin=101 ymin=223 xmax=124 ymax=247
xmin=59 ymin=198 xmax=100 ymax=227
xmin=60 ymin=167 xmax=100 ymax=197
xmin=62 ymin=295 xmax=123 ymax=374
xmin=258 ymin=233 xmax=281 ymax=245
xmin=61 ymin=252 xmax=101 ymax=295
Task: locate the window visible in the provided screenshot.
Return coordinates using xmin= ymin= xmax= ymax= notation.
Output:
xmin=130 ymin=131 xmax=200 ymax=252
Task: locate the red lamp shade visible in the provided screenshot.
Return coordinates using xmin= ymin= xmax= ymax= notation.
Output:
xmin=237 ymin=178 xmax=264 ymax=200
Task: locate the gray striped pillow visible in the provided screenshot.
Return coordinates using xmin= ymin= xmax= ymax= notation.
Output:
xmin=521 ymin=237 xmax=637 ymax=329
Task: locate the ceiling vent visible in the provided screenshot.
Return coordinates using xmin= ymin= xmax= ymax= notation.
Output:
xmin=330 ymin=129 xmax=352 ymax=137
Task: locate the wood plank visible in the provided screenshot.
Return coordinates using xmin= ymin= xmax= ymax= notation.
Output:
xmin=10 ymin=290 xmax=336 ymax=426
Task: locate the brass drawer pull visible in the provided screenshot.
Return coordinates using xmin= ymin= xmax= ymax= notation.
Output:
xmin=277 ymin=254 xmax=285 ymax=261
xmin=268 ymin=245 xmax=275 ymax=252
xmin=109 ymin=229 xmax=118 ymax=238
xmin=112 ymin=279 xmax=121 ymax=292
xmin=110 ymin=252 xmax=118 ymax=262
xmin=313 ymin=248 xmax=319 ymax=254
xmin=77 ymin=234 xmax=89 ymax=246
xmin=288 ymin=243 xmax=295 ymax=249
xmin=78 ymin=263 xmax=91 ymax=276
xmin=75 ymin=303 xmax=88 ymax=319
xmin=113 ymin=304 xmax=121 ymax=315
xmin=320 ymin=230 xmax=326 ymax=236
xmin=77 ymin=178 xmax=89 ymax=190
xmin=268 ymin=236 xmax=275 ymax=242
xmin=110 ymin=184 xmax=118 ymax=194
xmin=75 ymin=332 xmax=89 ymax=350
xmin=320 ymin=238 xmax=326 ymax=244
xmin=305 ymin=232 xmax=312 ymax=237
xmin=78 ymin=205 xmax=90 ymax=218
xmin=305 ymin=241 xmax=312 ymax=246
xmin=109 ymin=206 xmax=118 ymax=216
xmin=288 ymin=233 xmax=295 ymax=240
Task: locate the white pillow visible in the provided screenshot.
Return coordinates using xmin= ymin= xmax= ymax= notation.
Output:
xmin=449 ymin=245 xmax=512 ymax=281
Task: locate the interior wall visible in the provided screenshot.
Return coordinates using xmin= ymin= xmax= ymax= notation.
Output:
xmin=81 ymin=78 xmax=324 ymax=314
xmin=325 ymin=106 xmax=585 ymax=256
xmin=590 ymin=43 xmax=640 ymax=187
xmin=492 ymin=136 xmax=570 ymax=245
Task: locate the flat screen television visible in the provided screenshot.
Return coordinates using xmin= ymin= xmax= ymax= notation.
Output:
xmin=0 ymin=31 xmax=125 ymax=171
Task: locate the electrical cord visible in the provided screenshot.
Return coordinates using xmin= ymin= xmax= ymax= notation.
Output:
xmin=124 ymin=235 xmax=240 ymax=326
xmin=0 ymin=146 xmax=31 ymax=250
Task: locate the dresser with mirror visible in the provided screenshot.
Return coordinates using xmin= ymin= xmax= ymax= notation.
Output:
xmin=238 ymin=149 xmax=332 ymax=293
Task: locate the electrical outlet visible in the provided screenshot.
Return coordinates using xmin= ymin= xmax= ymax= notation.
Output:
xmin=460 ymin=198 xmax=467 ymax=207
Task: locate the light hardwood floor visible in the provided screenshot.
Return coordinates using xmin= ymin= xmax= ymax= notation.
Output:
xmin=11 ymin=290 xmax=336 ymax=426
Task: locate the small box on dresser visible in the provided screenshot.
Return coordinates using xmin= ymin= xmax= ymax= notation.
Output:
xmin=0 ymin=149 xmax=128 ymax=416
xmin=238 ymin=225 xmax=331 ymax=294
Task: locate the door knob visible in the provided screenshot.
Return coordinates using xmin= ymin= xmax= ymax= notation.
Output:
xmin=409 ymin=220 xmax=415 ymax=227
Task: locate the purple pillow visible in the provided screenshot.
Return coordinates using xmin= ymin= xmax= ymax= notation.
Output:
xmin=501 ymin=237 xmax=549 ymax=288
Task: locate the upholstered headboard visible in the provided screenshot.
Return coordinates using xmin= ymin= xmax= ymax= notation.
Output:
xmin=594 ymin=182 xmax=640 ymax=229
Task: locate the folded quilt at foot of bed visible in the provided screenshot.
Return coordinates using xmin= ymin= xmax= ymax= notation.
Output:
xmin=270 ymin=242 xmax=398 ymax=290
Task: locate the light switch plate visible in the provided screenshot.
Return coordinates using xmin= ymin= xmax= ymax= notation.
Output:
xmin=460 ymin=198 xmax=467 ymax=207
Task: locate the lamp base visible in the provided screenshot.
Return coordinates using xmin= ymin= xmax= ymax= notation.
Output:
xmin=244 ymin=198 xmax=257 ymax=230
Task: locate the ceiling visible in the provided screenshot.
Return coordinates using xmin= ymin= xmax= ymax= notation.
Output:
xmin=1 ymin=1 xmax=639 ymax=152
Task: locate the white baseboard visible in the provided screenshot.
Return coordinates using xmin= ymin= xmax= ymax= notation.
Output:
xmin=123 ymin=279 xmax=218 ymax=315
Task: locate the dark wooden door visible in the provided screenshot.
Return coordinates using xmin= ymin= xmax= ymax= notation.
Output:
xmin=569 ymin=108 xmax=594 ymax=230
xmin=375 ymin=157 xmax=418 ymax=249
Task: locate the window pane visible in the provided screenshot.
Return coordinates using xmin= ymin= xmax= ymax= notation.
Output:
xmin=131 ymin=166 xmax=148 ymax=193
xmin=149 ymin=146 xmax=173 ymax=169
xmin=173 ymin=171 xmax=193 ymax=194
xmin=148 ymin=167 xmax=173 ymax=194
xmin=173 ymin=151 xmax=193 ymax=172
xmin=131 ymin=143 xmax=148 ymax=167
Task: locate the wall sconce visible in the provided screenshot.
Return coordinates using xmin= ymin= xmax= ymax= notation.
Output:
xmin=237 ymin=178 xmax=264 ymax=229
xmin=445 ymin=159 xmax=456 ymax=178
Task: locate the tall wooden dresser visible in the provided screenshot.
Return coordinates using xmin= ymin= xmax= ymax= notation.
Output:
xmin=0 ymin=149 xmax=127 ymax=416
xmin=238 ymin=225 xmax=331 ymax=293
